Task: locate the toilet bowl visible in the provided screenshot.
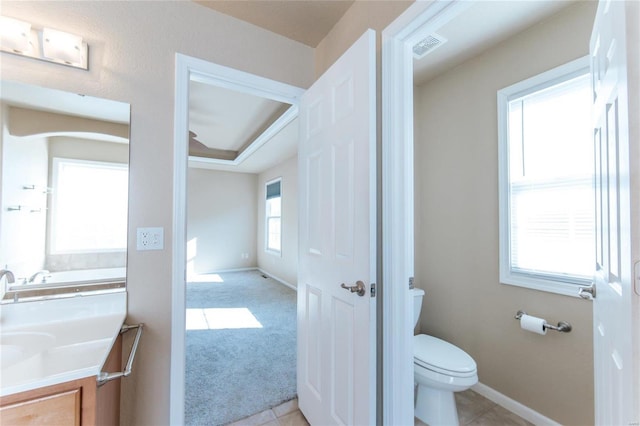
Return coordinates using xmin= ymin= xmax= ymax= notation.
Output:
xmin=412 ymin=288 xmax=478 ymax=425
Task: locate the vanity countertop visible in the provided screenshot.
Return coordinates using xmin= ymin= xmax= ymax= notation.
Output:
xmin=0 ymin=292 xmax=126 ymax=397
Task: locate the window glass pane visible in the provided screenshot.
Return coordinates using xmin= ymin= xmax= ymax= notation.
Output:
xmin=266 ymin=197 xmax=281 ymax=217
xmin=507 ymin=73 xmax=594 ymax=280
xmin=265 ymin=179 xmax=282 ymax=252
xmin=267 ymin=217 xmax=281 ymax=252
xmin=53 ymin=159 xmax=128 ymax=252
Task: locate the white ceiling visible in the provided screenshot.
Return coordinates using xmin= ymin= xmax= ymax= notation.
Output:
xmin=189 ymin=1 xmax=576 ymax=175
xmin=413 ymin=1 xmax=574 ymax=86
xmin=189 ymin=117 xmax=299 ymax=174
xmin=189 ymin=80 xmax=288 ymax=154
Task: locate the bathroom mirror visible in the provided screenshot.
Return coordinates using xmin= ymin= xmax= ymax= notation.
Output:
xmin=0 ymin=80 xmax=130 ymax=302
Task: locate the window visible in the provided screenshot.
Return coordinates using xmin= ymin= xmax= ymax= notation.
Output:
xmin=498 ymin=57 xmax=594 ymax=296
xmin=51 ymin=158 xmax=128 ymax=253
xmin=265 ymin=178 xmax=282 ymax=254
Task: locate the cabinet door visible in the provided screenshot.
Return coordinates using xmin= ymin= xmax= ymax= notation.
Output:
xmin=0 ymin=388 xmax=81 ymax=426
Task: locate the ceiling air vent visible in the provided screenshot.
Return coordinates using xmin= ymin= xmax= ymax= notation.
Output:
xmin=413 ymin=33 xmax=447 ymax=60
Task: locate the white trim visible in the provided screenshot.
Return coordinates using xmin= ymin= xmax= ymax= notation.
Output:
xmin=257 ymin=268 xmax=297 ymax=291
xmin=381 ymin=2 xmax=472 ymax=424
xmin=472 ymin=382 xmax=561 ymax=426
xmin=365 ymin=29 xmax=378 ymax=423
xmin=170 ymin=53 xmax=189 ymax=426
xmin=171 ymin=53 xmax=304 ymax=426
xmin=184 ymin=57 xmax=304 ymax=169
xmin=497 ymin=56 xmax=591 ymax=298
xmin=499 ymin=56 xmax=590 ymax=101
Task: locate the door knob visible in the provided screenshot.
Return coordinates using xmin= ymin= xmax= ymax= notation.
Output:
xmin=341 ymin=281 xmax=366 ymax=297
xmin=578 ymin=283 xmax=596 ymax=300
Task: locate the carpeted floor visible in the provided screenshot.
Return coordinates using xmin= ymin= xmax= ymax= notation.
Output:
xmin=185 ymin=270 xmax=297 ymax=426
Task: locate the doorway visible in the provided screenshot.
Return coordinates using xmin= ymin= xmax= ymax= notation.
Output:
xmin=171 ymin=54 xmax=304 ymax=425
xmin=383 ymin=0 xmax=638 ymax=425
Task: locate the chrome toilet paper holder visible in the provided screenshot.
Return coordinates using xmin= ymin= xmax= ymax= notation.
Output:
xmin=515 ymin=310 xmax=572 ymax=333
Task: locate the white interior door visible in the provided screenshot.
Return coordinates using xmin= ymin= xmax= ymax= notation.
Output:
xmin=297 ymin=29 xmax=376 ymax=426
xmin=589 ymin=0 xmax=639 ymax=424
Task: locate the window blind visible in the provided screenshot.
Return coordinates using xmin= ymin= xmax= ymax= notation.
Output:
xmin=266 ymin=180 xmax=281 ymax=200
xmin=507 ymin=73 xmax=594 ymax=281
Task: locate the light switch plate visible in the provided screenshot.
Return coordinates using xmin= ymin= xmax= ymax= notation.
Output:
xmin=137 ymin=227 xmax=164 ymax=251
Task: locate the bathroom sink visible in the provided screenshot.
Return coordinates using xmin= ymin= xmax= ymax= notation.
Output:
xmin=0 ymin=332 xmax=56 ymax=369
xmin=0 ymin=292 xmax=126 ymax=396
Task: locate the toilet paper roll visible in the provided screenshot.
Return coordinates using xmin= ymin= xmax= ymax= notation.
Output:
xmin=520 ymin=314 xmax=547 ymax=335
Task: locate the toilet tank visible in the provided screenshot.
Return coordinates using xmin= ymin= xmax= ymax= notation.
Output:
xmin=411 ymin=288 xmax=425 ymax=328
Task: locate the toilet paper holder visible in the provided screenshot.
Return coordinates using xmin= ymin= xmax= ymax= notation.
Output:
xmin=515 ymin=310 xmax=572 ymax=333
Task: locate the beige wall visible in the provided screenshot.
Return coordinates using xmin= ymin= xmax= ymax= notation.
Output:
xmin=413 ymin=3 xmax=597 ymax=425
xmin=314 ymin=0 xmax=413 ymax=78
xmin=187 ymin=168 xmax=257 ymax=273
xmin=8 ymin=106 xmax=128 ymax=140
xmin=257 ymin=155 xmax=298 ymax=287
xmin=0 ymin=1 xmax=314 ymax=424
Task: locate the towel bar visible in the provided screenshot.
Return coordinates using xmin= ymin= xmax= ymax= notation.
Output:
xmin=97 ymin=323 xmax=144 ymax=386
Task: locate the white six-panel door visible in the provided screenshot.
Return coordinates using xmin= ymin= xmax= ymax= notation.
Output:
xmin=297 ymin=29 xmax=376 ymax=426
xmin=590 ymin=0 xmax=639 ymax=424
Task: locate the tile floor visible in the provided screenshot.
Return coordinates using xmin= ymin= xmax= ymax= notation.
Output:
xmin=227 ymin=398 xmax=308 ymax=426
xmin=227 ymin=390 xmax=533 ymax=426
xmin=416 ymin=389 xmax=534 ymax=426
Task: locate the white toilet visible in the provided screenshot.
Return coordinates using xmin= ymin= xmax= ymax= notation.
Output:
xmin=412 ymin=288 xmax=478 ymax=426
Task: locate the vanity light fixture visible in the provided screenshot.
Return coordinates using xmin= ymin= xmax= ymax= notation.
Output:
xmin=0 ymin=16 xmax=88 ymax=70
xmin=0 ymin=16 xmax=32 ymax=53
xmin=42 ymin=27 xmax=86 ymax=67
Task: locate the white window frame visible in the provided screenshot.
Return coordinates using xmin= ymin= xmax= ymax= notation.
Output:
xmin=50 ymin=157 xmax=128 ymax=254
xmin=498 ymin=56 xmax=592 ymax=297
xmin=265 ymin=177 xmax=282 ymax=256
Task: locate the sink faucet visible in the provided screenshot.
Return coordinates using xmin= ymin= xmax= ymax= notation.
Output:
xmin=1 ymin=269 xmax=16 ymax=300
xmin=0 ymin=269 xmax=15 ymax=284
xmin=28 ymin=270 xmax=50 ymax=284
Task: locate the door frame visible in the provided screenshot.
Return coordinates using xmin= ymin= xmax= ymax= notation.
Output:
xmin=382 ymin=0 xmax=639 ymax=424
xmin=170 ymin=53 xmax=304 ymax=425
xmin=381 ymin=2 xmax=472 ymax=424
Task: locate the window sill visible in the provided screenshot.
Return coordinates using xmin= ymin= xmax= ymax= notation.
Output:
xmin=265 ymin=249 xmax=282 ymax=258
xmin=500 ymin=272 xmax=591 ymax=299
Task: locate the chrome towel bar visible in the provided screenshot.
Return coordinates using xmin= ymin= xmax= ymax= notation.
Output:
xmin=97 ymin=323 xmax=144 ymax=386
xmin=515 ymin=310 xmax=572 ymax=333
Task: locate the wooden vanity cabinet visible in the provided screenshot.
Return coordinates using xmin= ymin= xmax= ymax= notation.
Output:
xmin=0 ymin=335 xmax=122 ymax=426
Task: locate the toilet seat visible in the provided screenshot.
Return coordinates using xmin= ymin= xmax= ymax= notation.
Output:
xmin=414 ymin=334 xmax=477 ymax=378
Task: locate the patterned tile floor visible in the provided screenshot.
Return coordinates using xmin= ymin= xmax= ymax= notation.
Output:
xmin=227 ymin=390 xmax=533 ymax=426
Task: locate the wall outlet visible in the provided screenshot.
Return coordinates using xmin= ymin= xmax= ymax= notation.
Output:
xmin=241 ymin=253 xmax=249 ymax=259
xmin=137 ymin=227 xmax=164 ymax=251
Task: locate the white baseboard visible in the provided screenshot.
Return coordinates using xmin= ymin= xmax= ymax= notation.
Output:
xmin=201 ymin=267 xmax=257 ymax=274
xmin=257 ymin=268 xmax=297 ymax=291
xmin=472 ymin=382 xmax=560 ymax=426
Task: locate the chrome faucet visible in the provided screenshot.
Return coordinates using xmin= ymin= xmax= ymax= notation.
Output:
xmin=28 ymin=270 xmax=50 ymax=284
xmin=1 ymin=269 xmax=16 ymax=298
xmin=0 ymin=269 xmax=15 ymax=285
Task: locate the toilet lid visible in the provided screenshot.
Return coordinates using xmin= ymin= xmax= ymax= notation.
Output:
xmin=414 ymin=334 xmax=477 ymax=378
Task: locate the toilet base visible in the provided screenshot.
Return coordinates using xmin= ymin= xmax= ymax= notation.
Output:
xmin=415 ymin=384 xmax=459 ymax=426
